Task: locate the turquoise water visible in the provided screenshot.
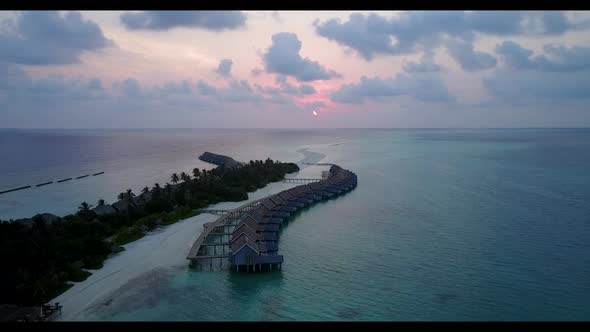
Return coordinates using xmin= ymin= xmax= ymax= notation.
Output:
xmin=1 ymin=128 xmax=589 ymax=320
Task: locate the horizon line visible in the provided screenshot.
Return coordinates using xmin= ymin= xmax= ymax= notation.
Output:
xmin=1 ymin=127 xmax=590 ymax=130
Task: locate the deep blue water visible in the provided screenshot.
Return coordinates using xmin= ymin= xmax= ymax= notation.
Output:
xmin=1 ymin=128 xmax=589 ymax=320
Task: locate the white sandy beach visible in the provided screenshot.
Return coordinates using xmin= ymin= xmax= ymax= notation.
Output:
xmin=52 ymin=151 xmax=329 ymax=321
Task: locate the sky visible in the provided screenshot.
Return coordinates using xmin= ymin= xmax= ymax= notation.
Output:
xmin=1 ymin=10 xmax=590 ymax=128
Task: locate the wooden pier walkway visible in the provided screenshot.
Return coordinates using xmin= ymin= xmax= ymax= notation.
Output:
xmin=227 ymin=164 xmax=358 ymax=272
xmin=186 ymin=197 xmax=266 ymax=269
xmin=187 ymin=164 xmax=358 ymax=272
xmin=199 ymin=209 xmax=231 ymax=215
xmin=282 ymin=178 xmax=322 ymax=184
xmin=0 ymin=171 xmax=105 ymax=196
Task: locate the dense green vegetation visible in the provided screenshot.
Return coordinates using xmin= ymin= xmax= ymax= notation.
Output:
xmin=0 ymin=158 xmax=299 ymax=305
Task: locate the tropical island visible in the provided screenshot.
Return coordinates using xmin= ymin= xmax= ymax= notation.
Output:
xmin=0 ymin=157 xmax=299 ymax=308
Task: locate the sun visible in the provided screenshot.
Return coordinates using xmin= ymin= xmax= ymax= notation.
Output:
xmin=313 ymin=110 xmax=318 ymax=116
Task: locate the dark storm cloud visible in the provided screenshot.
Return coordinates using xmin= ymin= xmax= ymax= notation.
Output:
xmin=120 ymin=11 xmax=246 ymax=31
xmin=0 ymin=11 xmax=112 ymax=65
xmin=263 ymin=32 xmax=341 ymax=82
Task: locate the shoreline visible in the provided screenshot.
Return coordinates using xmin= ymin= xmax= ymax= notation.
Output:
xmin=51 ymin=150 xmax=329 ymax=321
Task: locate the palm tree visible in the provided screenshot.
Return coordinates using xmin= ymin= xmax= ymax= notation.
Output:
xmin=118 ymin=189 xmax=135 ymax=204
xmin=152 ymin=183 xmax=162 ymax=200
xmin=78 ymin=201 xmax=92 ymax=212
xmin=180 ymin=172 xmax=191 ymax=183
xmin=141 ymin=186 xmax=150 ymax=195
xmin=97 ymin=199 xmax=105 ymax=207
xmin=171 ymin=173 xmax=180 ymax=184
xmin=78 ymin=201 xmax=95 ymax=220
xmin=192 ymin=168 xmax=200 ymax=179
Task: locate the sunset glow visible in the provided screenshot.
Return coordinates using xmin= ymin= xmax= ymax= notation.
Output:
xmin=1 ymin=11 xmax=589 ymax=128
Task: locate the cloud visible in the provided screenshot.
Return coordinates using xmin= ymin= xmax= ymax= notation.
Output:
xmin=220 ymin=80 xmax=264 ymax=103
xmin=261 ymin=78 xmax=316 ymax=97
xmin=279 ymin=83 xmax=299 ymax=95
xmin=216 ymin=59 xmax=233 ymax=77
xmin=115 ymin=78 xmax=143 ymax=98
xmin=160 ymin=80 xmax=192 ymax=94
xmin=483 ymin=69 xmax=590 ymax=100
xmin=0 ymin=63 xmax=31 ymax=90
xmin=197 ymin=79 xmax=268 ymax=104
xmin=196 ymin=80 xmax=218 ymax=95
xmin=263 ymin=32 xmax=341 ymax=82
xmin=120 ymin=11 xmax=246 ymax=31
xmin=304 ymin=101 xmax=326 ymax=111
xmin=494 ymin=41 xmax=537 ymax=69
xmin=496 ymin=41 xmax=590 ymax=72
xmin=88 ymin=78 xmax=103 ymax=90
xmin=314 ymin=11 xmax=589 ymax=61
xmin=0 ymin=11 xmax=112 ymax=65
xmin=402 ymin=52 xmax=442 ymax=73
xmin=446 ymin=39 xmax=497 ymax=71
xmin=299 ymin=84 xmax=316 ymax=95
xmin=484 ymin=41 xmax=590 ymax=101
xmin=275 ymin=74 xmax=288 ymax=85
xmin=0 ymin=64 xmax=108 ymax=110
xmin=251 ymin=67 xmax=264 ymax=77
xmin=331 ymin=73 xmax=455 ymax=104
xmin=271 ymin=11 xmax=283 ymax=24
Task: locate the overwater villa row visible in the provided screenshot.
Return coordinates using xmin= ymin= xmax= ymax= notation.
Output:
xmin=187 ymin=163 xmax=358 ymax=272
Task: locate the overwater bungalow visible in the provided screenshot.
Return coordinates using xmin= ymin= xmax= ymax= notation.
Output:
xmin=222 ymin=160 xmax=358 ymax=272
xmin=261 ymin=198 xmax=297 ymax=214
xmin=242 ymin=215 xmax=280 ymax=233
xmin=231 ymin=223 xmax=258 ymax=242
xmin=270 ymin=194 xmax=303 ymax=209
xmin=249 ymin=208 xmax=283 ymax=225
xmin=275 ymin=192 xmax=307 ymax=207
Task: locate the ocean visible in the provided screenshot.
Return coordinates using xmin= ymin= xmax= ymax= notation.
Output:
xmin=1 ymin=128 xmax=589 ymax=320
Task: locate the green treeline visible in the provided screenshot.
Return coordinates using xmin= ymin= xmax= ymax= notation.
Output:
xmin=0 ymin=158 xmax=299 ymax=305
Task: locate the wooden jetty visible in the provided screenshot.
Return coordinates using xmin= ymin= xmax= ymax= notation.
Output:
xmin=282 ymin=178 xmax=322 ymax=184
xmin=187 ymin=159 xmax=358 ymax=273
xmin=227 ymin=164 xmax=357 ymax=272
xmin=200 ymin=209 xmax=231 ymax=215
xmin=0 ymin=185 xmax=31 ymax=195
xmin=0 ymin=170 xmax=104 ymax=196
